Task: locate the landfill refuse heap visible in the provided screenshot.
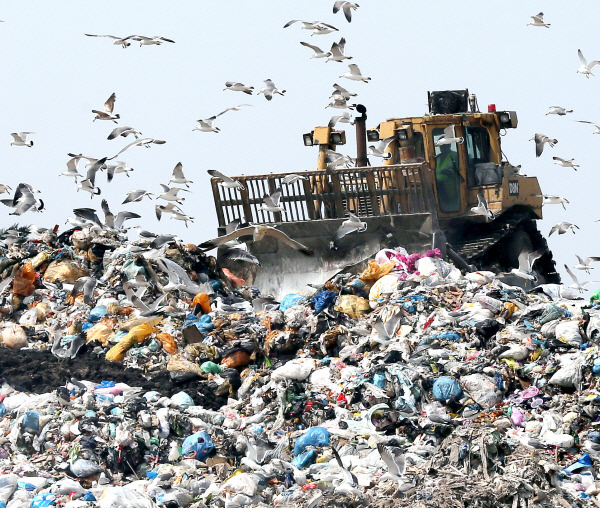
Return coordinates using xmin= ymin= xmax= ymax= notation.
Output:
xmin=2 ymin=226 xmax=600 ymax=507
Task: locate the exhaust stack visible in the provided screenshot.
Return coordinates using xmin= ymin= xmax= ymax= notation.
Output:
xmin=354 ymin=104 xmax=368 ymax=167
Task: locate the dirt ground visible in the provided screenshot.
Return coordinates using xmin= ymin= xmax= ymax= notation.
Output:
xmin=0 ymin=347 xmax=227 ymax=410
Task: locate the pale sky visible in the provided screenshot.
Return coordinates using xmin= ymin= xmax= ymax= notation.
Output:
xmin=1 ymin=1 xmax=599 ymax=292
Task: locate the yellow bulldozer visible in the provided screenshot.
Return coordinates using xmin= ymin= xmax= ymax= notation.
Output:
xmin=209 ymin=90 xmax=558 ymax=298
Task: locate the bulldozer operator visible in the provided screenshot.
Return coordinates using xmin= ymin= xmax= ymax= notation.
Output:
xmin=435 ymin=142 xmax=461 ymax=213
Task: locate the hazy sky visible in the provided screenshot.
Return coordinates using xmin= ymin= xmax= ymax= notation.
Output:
xmin=1 ymin=1 xmax=600 ymax=291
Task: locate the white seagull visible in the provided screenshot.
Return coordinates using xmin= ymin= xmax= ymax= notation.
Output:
xmin=546 ymin=106 xmax=573 ymax=116
xmin=368 ymin=136 xmax=395 ymax=159
xmin=299 ymin=41 xmax=331 ymax=59
xmin=335 ymin=211 xmax=367 ymax=240
xmin=339 ymin=64 xmax=371 ymax=83
xmin=326 ymin=37 xmax=352 ymax=63
xmin=577 ymin=49 xmax=600 ymax=78
xmin=549 ymin=221 xmax=579 ymax=236
xmin=325 ymin=150 xmax=355 ymax=169
xmin=207 ymin=170 xmax=245 ymax=191
xmin=575 ymin=120 xmax=600 ymax=134
xmin=511 ymin=249 xmax=545 ymax=281
xmin=564 ymin=264 xmax=597 ymax=293
xmin=326 ymin=96 xmax=355 ymax=110
xmin=534 ymin=194 xmax=569 ymax=209
xmin=552 ymin=157 xmax=579 ymax=170
xmin=259 ymin=188 xmax=286 ymax=214
xmin=10 ymin=132 xmax=34 ymax=147
xmin=435 ymin=124 xmax=464 ymax=146
xmin=108 ymin=138 xmax=166 ymax=160
xmin=200 ymin=225 xmax=314 ymax=256
xmin=157 ymin=184 xmax=189 ymax=204
xmin=123 ymin=189 xmax=153 ymax=204
xmin=107 ymin=126 xmax=142 ymax=140
xmin=333 ymin=1 xmax=360 ymax=22
xmin=130 ymin=35 xmax=175 ymax=46
xmin=92 ymin=93 xmax=119 ymax=123
xmin=193 ymin=108 xmax=238 ymax=133
xmin=330 ymin=83 xmax=357 ymax=100
xmin=223 ymin=81 xmax=254 ymax=94
xmin=257 ymin=79 xmax=286 ymax=101
xmin=280 ymin=174 xmax=308 ymax=186
xmin=169 ymin=162 xmax=193 ymax=188
xmin=527 ymin=12 xmax=550 ymax=28
xmin=155 ymin=202 xmax=185 ymax=221
xmin=84 ymin=34 xmax=132 ymax=48
xmin=530 ymin=133 xmax=557 ymax=157
xmin=470 ymin=192 xmax=495 ymax=221
xmin=169 ymin=210 xmax=194 ymax=227
xmin=329 ymin=112 xmax=355 ymax=128
xmin=574 ymin=255 xmax=600 ymax=274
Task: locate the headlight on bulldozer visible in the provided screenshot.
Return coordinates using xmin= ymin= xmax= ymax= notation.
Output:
xmin=367 ymin=129 xmax=380 ymax=142
xmin=498 ymin=111 xmax=518 ymax=129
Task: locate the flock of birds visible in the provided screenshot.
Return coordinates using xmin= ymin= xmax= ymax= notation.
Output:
xmin=509 ymin=11 xmax=600 ymax=291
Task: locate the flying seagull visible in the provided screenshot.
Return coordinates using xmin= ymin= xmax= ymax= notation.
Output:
xmin=299 ymin=41 xmax=331 ymax=59
xmin=329 ymin=112 xmax=354 ymax=128
xmin=92 ymin=93 xmax=119 ymax=123
xmin=533 ymin=194 xmax=569 ymax=209
xmin=200 ymin=225 xmax=314 ymax=256
xmin=326 ymin=37 xmax=352 ymax=63
xmin=325 ymin=150 xmax=355 ymax=170
xmin=157 ymin=184 xmax=189 ymax=204
xmin=549 ymin=221 xmax=579 ymax=236
xmin=283 ymin=20 xmax=339 ymax=36
xmin=435 ymin=124 xmax=464 ymax=146
xmin=527 ymin=12 xmax=550 ymax=28
xmin=259 ymin=188 xmax=286 ymax=214
xmin=108 ymin=138 xmax=166 ymax=160
xmin=333 ymin=1 xmax=359 ymax=22
xmin=207 ymin=169 xmax=245 ymax=191
xmin=122 ymin=189 xmax=153 ymax=204
xmin=326 ymin=96 xmax=355 ymax=110
xmin=258 ymin=79 xmax=286 ymax=101
xmin=574 ymin=255 xmax=600 ymax=274
xmin=281 ymin=174 xmax=308 ymax=186
xmin=552 ymin=157 xmax=579 ymax=170
xmin=564 ymin=264 xmax=597 ymax=293
xmin=470 ymin=192 xmax=495 ymax=220
xmin=511 ymin=248 xmax=545 ymax=281
xmin=107 ymin=126 xmax=142 ymax=140
xmin=575 ymin=120 xmax=600 ymax=134
xmin=577 ymin=49 xmax=600 ymax=78
xmin=530 ymin=133 xmax=557 ymax=157
xmin=330 ymin=83 xmax=357 ymax=100
xmin=368 ymin=136 xmax=395 ymax=159
xmin=339 ymin=64 xmax=371 ymax=82
xmin=546 ymin=106 xmax=572 ymax=116
xmin=169 ymin=162 xmax=193 ymax=187
xmin=192 ymin=108 xmax=237 ymax=133
xmin=223 ymin=81 xmax=254 ymax=94
xmin=84 ymin=34 xmax=132 ymax=48
xmin=129 ymin=35 xmax=175 ymax=46
xmin=335 ymin=211 xmax=367 ymax=240
xmin=10 ymin=132 xmax=34 ymax=147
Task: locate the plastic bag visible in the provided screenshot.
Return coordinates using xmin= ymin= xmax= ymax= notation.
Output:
xmin=12 ymin=261 xmax=36 ymax=297
xmin=432 ymin=376 xmax=463 ymax=404
xmin=0 ymin=323 xmax=28 ymax=350
xmin=70 ymin=458 xmax=103 ymax=478
xmin=86 ymin=323 xmax=114 ymax=346
xmin=156 ymin=332 xmax=177 ymax=354
xmin=280 ymin=294 xmax=307 ymax=312
xmin=555 ymin=320 xmax=582 ymax=346
xmin=192 ymin=293 xmax=212 ymax=314
xmin=359 ymin=260 xmax=395 ymax=283
xmin=221 ymin=350 xmax=251 ymax=369
xmin=292 ymin=449 xmax=317 ymax=469
xmin=31 ymin=493 xmax=55 ymax=508
xmin=369 ymin=274 xmax=400 ymax=308
xmin=222 ymin=268 xmax=245 ymax=287
xmin=181 ymin=431 xmax=214 ymax=459
xmin=0 ymin=474 xmax=18 ymax=508
xmin=43 ymin=260 xmax=88 ymax=284
xmin=106 ymin=322 xmax=158 ymax=362
xmin=550 ymin=353 xmax=582 ymax=388
xmin=334 ymin=295 xmax=371 ymax=319
xmin=221 ymin=473 xmax=259 ymax=497
xmin=311 ymin=291 xmax=337 ymax=313
xmin=294 ymin=426 xmax=330 ymax=455
xmin=167 ymin=353 xmax=204 ymax=377
xmin=98 ymin=487 xmax=157 ymax=508
xmin=272 ymin=358 xmax=316 ymax=382
xmin=200 ymin=361 xmax=221 ymax=374
xmin=171 ymin=391 xmax=194 ymax=409
xmin=88 ymin=305 xmax=108 ymax=323
xmin=460 ymin=373 xmax=501 ymax=409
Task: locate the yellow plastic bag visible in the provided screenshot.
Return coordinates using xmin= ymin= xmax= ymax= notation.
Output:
xmin=43 ymin=260 xmax=88 ymax=284
xmin=12 ymin=261 xmax=36 ymax=297
xmin=334 ymin=295 xmax=371 ymax=320
xmin=167 ymin=353 xmax=204 ymax=376
xmin=106 ymin=322 xmax=158 ymax=362
xmin=86 ymin=323 xmax=115 ymax=347
xmin=157 ymin=332 xmax=177 ymax=354
xmin=359 ymin=260 xmax=395 ymax=283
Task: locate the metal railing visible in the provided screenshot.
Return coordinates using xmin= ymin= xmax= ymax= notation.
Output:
xmin=210 ymin=163 xmax=432 ymax=227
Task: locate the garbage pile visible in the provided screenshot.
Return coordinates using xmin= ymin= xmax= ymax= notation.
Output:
xmin=2 ymin=226 xmax=600 ymax=506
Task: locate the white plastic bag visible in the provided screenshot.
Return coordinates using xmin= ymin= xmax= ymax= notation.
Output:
xmin=99 ymin=487 xmax=157 ymax=508
xmin=272 ymin=358 xmax=316 ymax=382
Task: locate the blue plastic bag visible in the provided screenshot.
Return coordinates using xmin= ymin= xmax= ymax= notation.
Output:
xmin=0 ymin=402 xmax=5 ymax=418
xmin=81 ymin=322 xmax=94 ymax=332
xmin=88 ymin=305 xmax=107 ymax=323
xmin=292 ymin=449 xmax=317 ymax=469
xmin=94 ymin=381 xmax=115 ymax=389
xmin=181 ymin=431 xmax=214 ymax=460
xmin=593 ymin=358 xmax=600 ymax=376
xmin=21 ymin=411 xmax=41 ymax=433
xmin=294 ymin=426 xmax=330 ymax=456
xmin=280 ymin=294 xmax=307 ymax=312
xmin=31 ymin=493 xmax=55 ymax=508
xmin=564 ymin=453 xmax=593 ymax=475
xmin=432 ymin=376 xmax=463 ymax=404
xmin=373 ymin=372 xmax=386 ymax=389
xmin=311 ymin=291 xmax=337 ymax=314
xmin=171 ymin=391 xmax=194 ymax=409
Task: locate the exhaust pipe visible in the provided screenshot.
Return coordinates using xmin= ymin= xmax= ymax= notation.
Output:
xmin=355 ymin=104 xmax=368 ymax=167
